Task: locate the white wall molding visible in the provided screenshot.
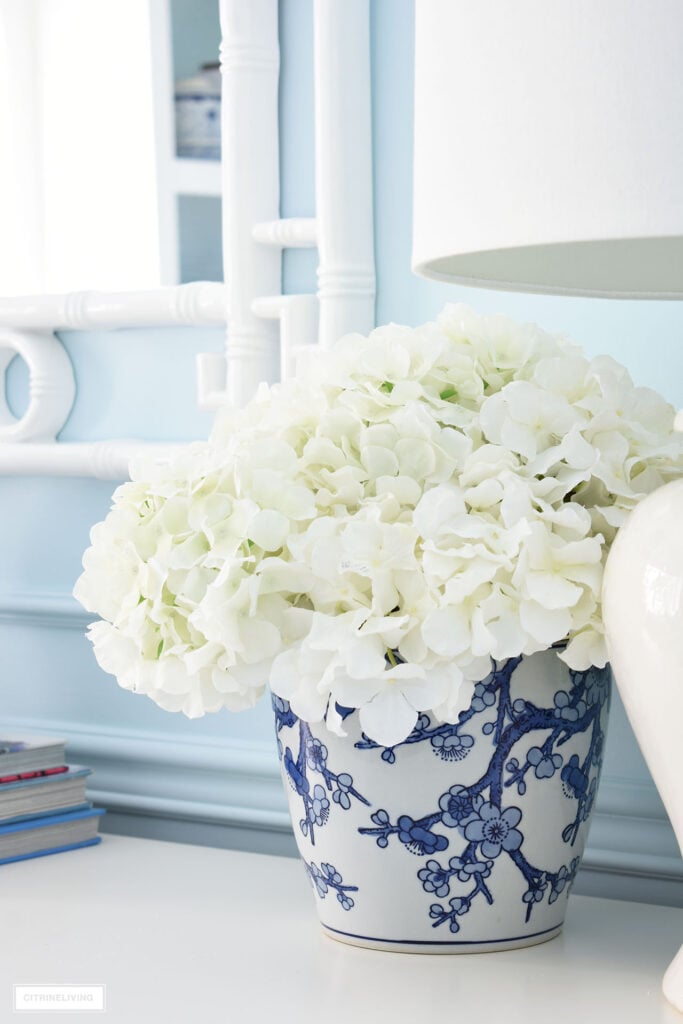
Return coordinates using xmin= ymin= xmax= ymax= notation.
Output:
xmin=0 ymin=592 xmax=92 ymax=629
xmin=0 ymin=717 xmax=290 ymax=836
xmin=0 ymin=706 xmax=680 ymax=900
xmin=3 ymin=589 xmax=680 ymax=901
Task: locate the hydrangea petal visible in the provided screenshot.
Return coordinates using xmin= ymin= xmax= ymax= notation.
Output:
xmin=358 ymin=689 xmax=419 ymax=748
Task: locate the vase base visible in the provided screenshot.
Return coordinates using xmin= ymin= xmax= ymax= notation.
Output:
xmin=320 ymin=921 xmax=563 ymax=954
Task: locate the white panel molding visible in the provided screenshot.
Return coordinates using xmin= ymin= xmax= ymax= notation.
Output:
xmin=0 ymin=592 xmax=92 ymax=629
xmin=0 ymin=717 xmax=290 ymax=835
xmin=3 ymin=590 xmax=680 ymax=898
xmin=0 ymin=710 xmax=679 ymax=896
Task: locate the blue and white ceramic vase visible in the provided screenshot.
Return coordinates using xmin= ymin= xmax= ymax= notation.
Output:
xmin=273 ymin=649 xmax=611 ymax=953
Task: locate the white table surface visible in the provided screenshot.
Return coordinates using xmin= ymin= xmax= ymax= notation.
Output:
xmin=1 ymin=834 xmax=681 ymax=1023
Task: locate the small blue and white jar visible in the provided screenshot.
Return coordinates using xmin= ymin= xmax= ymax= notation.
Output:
xmin=175 ymin=68 xmax=221 ymax=160
xmin=273 ymin=649 xmax=611 ymax=953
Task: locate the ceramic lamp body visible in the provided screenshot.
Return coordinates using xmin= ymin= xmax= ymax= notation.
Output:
xmin=603 ymin=480 xmax=683 ymax=1011
xmin=273 ymin=651 xmax=610 ymax=953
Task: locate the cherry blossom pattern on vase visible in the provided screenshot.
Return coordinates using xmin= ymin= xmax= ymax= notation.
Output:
xmin=358 ymin=657 xmax=610 ymax=933
xmin=303 ymin=860 xmax=358 ymax=911
xmin=273 ymin=695 xmax=369 ymax=844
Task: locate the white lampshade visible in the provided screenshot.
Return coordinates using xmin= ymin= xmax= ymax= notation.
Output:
xmin=412 ymin=0 xmax=683 ymax=298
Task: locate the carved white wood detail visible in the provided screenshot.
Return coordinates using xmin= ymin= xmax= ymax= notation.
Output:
xmin=0 ymin=441 xmax=182 ymax=479
xmin=0 ymin=329 xmax=76 ymax=443
xmin=252 ymin=218 xmax=318 ymax=249
xmin=252 ymin=294 xmax=319 ymax=381
xmin=0 ymin=283 xmax=227 ymax=330
xmin=219 ymin=0 xmax=281 ymax=407
xmin=313 ymin=0 xmax=375 ymax=349
xmin=0 ymin=285 xmax=226 ymax=474
xmin=0 ymin=0 xmax=376 ymax=476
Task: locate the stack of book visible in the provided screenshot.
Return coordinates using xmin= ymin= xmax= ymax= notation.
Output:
xmin=0 ymin=735 xmax=104 ymax=866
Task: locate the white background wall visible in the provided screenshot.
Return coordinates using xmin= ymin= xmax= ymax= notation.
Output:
xmin=1 ymin=0 xmax=681 ymax=903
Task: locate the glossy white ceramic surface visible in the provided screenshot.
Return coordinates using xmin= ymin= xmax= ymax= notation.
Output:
xmin=603 ymin=479 xmax=683 ymax=1011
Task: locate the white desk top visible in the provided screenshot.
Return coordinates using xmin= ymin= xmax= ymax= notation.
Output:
xmin=1 ymin=834 xmax=681 ymax=1023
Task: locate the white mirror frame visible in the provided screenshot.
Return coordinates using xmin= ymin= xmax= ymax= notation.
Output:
xmin=0 ymin=0 xmax=375 ymax=479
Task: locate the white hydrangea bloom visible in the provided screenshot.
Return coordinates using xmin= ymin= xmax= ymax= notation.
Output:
xmin=74 ymin=304 xmax=683 ymax=744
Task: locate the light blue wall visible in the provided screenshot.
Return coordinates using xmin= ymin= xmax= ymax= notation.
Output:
xmin=170 ymin=0 xmax=220 ymax=81
xmin=1 ymin=0 xmax=681 ymax=897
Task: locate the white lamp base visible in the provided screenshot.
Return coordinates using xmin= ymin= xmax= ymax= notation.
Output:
xmin=603 ymin=479 xmax=683 ymax=1013
xmin=663 ymin=945 xmax=683 ymax=1013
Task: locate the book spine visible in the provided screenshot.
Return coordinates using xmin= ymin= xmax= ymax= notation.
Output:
xmin=0 ymin=766 xmax=68 ymax=785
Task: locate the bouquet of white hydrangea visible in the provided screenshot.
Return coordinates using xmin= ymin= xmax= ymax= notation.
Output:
xmin=74 ymin=305 xmax=683 ymax=746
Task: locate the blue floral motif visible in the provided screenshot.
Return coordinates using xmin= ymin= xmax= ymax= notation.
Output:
xmin=418 ymin=856 xmax=492 ymax=898
xmin=418 ymin=859 xmax=453 ymax=898
xmin=553 ymin=690 xmax=587 ymax=723
xmin=332 ymin=773 xmax=355 ymax=809
xmin=505 ymin=741 xmax=563 ymax=794
xmin=522 ymin=872 xmax=548 ymax=906
xmin=272 ymin=695 xmax=297 ymax=756
xmin=355 ymin=657 xmax=610 ymax=930
xmin=471 ymin=681 xmax=496 ymax=713
xmin=581 ymin=667 xmax=611 ymax=707
xmin=429 ymin=897 xmax=469 ymax=933
xmin=356 ymin=717 xmax=476 ymax=765
xmin=397 ymin=815 xmax=448 ymax=856
xmin=304 ymin=860 xmax=358 ymax=911
xmin=306 ymin=738 xmax=328 ymax=772
xmin=549 ymin=858 xmax=580 ymax=903
xmin=431 ymin=731 xmax=474 ymax=761
xmin=439 ymin=785 xmax=483 ymax=829
xmin=560 ymin=754 xmax=589 ymax=800
xmin=308 ymin=784 xmax=330 ymax=827
xmin=527 ymin=745 xmax=563 ymax=779
xmin=273 ymin=696 xmax=369 ymax=845
xmin=464 ymin=802 xmax=523 ymax=859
